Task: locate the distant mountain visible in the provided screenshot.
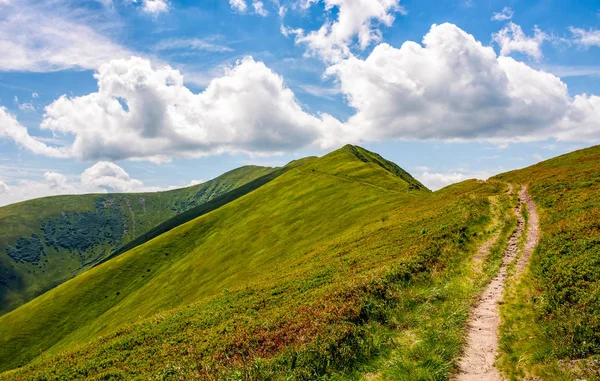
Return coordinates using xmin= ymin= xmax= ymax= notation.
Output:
xmin=0 ymin=165 xmax=276 ymax=315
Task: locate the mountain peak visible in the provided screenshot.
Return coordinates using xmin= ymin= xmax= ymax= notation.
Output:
xmin=298 ymin=144 xmax=429 ymax=193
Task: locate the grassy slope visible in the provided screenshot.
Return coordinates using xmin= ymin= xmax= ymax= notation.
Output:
xmin=0 ymin=145 xmax=504 ymax=380
xmin=494 ymin=145 xmax=600 ymax=380
xmin=0 ymin=165 xmax=275 ymax=315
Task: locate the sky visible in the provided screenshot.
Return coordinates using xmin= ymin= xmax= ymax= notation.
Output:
xmin=0 ymin=0 xmax=599 ymax=206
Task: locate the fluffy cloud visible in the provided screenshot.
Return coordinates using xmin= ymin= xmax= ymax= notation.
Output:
xmin=4 ymin=23 xmax=600 ymax=163
xmin=416 ymin=172 xmax=469 ymax=190
xmin=32 ymin=56 xmax=337 ymax=161
xmin=492 ymin=22 xmax=547 ymax=60
xmin=230 ymin=0 xmax=247 ymax=12
xmin=0 ymin=162 xmax=162 ymax=207
xmin=326 ymin=23 xmax=574 ymax=143
xmin=416 ymin=170 xmax=497 ymax=190
xmin=556 ymin=94 xmax=600 ymax=141
xmin=287 ymin=0 xmax=406 ymax=62
xmin=141 ymin=0 xmax=169 ymax=15
xmin=570 ymin=27 xmax=600 ymax=47
xmin=491 ymin=7 xmax=513 ymax=21
xmin=81 ymin=162 xmax=145 ymax=192
xmin=0 ymin=1 xmax=131 ymax=72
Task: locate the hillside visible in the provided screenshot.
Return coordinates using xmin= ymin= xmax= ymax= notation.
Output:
xmin=0 ymin=145 xmax=509 ymax=380
xmin=494 ymin=145 xmax=600 ymax=379
xmin=6 ymin=144 xmax=599 ymax=380
xmin=0 ymin=165 xmax=275 ymax=315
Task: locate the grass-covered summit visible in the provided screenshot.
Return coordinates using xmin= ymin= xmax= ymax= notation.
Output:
xmin=0 ymin=165 xmax=275 ymax=315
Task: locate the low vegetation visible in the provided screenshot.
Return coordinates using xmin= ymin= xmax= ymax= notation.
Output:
xmin=495 ymin=145 xmax=600 ymax=380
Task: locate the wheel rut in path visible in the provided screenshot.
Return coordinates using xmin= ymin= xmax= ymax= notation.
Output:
xmin=455 ymin=186 xmax=539 ymax=381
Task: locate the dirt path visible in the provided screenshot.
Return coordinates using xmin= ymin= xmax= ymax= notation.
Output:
xmin=455 ymin=186 xmax=539 ymax=381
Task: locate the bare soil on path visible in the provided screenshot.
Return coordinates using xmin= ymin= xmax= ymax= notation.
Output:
xmin=455 ymin=186 xmax=539 ymax=381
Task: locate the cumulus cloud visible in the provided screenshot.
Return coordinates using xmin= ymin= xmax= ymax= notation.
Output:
xmin=27 ymin=56 xmax=337 ymax=161
xmin=0 ymin=162 xmax=162 ymax=207
xmin=570 ymin=27 xmax=600 ymax=47
xmin=4 ymin=24 xmax=600 ymax=163
xmin=286 ymin=0 xmax=406 ymax=62
xmin=492 ymin=22 xmax=547 ymax=60
xmin=0 ymin=1 xmax=132 ymax=72
xmin=32 ymin=92 xmax=39 ymax=99
xmin=491 ymin=7 xmax=513 ymax=21
xmin=81 ymin=161 xmax=145 ymax=192
xmin=325 ymin=23 xmax=575 ymax=143
xmin=230 ymin=0 xmax=247 ymax=12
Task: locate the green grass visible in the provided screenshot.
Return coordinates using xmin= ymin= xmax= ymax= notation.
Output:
xmin=3 ymin=144 xmax=598 ymax=380
xmin=0 ymin=145 xmax=502 ymax=379
xmin=495 ymin=144 xmax=600 ymax=380
xmin=0 ymin=165 xmax=275 ymax=315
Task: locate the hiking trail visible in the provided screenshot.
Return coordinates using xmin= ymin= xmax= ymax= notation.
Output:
xmin=455 ymin=186 xmax=539 ymax=381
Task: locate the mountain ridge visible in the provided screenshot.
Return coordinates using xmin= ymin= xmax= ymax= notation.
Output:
xmin=0 ymin=165 xmax=275 ymax=315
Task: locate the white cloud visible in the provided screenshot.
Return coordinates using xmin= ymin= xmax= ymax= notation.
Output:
xmin=416 ymin=172 xmax=469 ymax=190
xmin=141 ymin=0 xmax=169 ymax=15
xmin=0 ymin=107 xmax=67 ymax=158
xmin=81 ymin=161 xmax=145 ymax=192
xmin=556 ymin=94 xmax=600 ymax=141
xmin=286 ymin=0 xmax=406 ymax=63
xmin=298 ymin=83 xmax=342 ymax=99
xmin=491 ymin=7 xmax=513 ymax=21
xmin=325 ymin=23 xmax=599 ymax=145
xmin=253 ymin=1 xmax=268 ymax=16
xmin=570 ymin=27 xmax=600 ymax=47
xmin=537 ymin=64 xmax=600 ymax=78
xmin=416 ymin=169 xmax=499 ymax=190
xmin=4 ymin=24 xmax=600 ymax=163
xmin=18 ymin=102 xmax=35 ymax=112
xmin=188 ymin=179 xmax=204 ymax=186
xmin=32 ymin=92 xmax=39 ymax=99
xmin=0 ymin=162 xmax=163 ymax=207
xmin=492 ymin=22 xmax=547 ymax=60
xmin=230 ymin=0 xmax=247 ymax=12
xmin=156 ymin=38 xmax=233 ymax=53
xmin=0 ymin=1 xmax=131 ymax=72
xmin=31 ymin=56 xmax=337 ymax=161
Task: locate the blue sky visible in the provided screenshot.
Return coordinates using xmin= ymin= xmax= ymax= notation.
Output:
xmin=0 ymin=0 xmax=599 ymax=205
